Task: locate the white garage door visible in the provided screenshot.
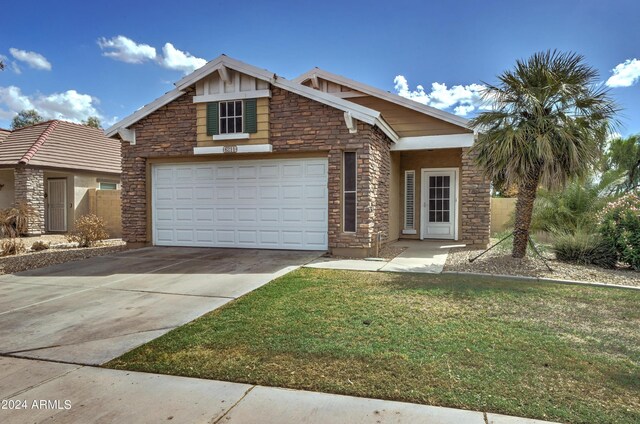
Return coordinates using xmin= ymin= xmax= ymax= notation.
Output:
xmin=152 ymin=158 xmax=328 ymax=250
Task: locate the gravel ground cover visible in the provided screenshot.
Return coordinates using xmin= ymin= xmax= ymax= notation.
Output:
xmin=445 ymin=239 xmax=640 ymax=287
xmin=0 ymin=235 xmax=126 ymax=275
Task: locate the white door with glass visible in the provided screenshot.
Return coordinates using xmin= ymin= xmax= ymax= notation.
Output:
xmin=47 ymin=179 xmax=67 ymax=232
xmin=421 ymin=169 xmax=456 ymax=240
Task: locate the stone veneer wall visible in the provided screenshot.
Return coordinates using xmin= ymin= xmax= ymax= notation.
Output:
xmin=460 ymin=147 xmax=491 ymax=246
xmin=121 ymin=87 xmax=198 ymax=243
xmin=270 ymin=87 xmax=393 ymax=251
xmin=14 ymin=167 xmax=45 ymax=235
xmin=120 ymin=85 xmax=393 ymax=253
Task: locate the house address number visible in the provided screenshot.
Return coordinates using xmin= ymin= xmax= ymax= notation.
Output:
xmin=223 ymin=145 xmax=238 ymax=153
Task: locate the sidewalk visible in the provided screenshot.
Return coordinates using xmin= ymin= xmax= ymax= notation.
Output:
xmin=1 ymin=356 xmax=556 ymax=424
xmin=306 ymin=240 xmax=461 ymax=274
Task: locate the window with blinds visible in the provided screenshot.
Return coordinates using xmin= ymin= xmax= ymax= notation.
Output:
xmin=343 ymin=152 xmax=357 ymax=233
xmin=404 ymin=170 xmax=415 ymax=230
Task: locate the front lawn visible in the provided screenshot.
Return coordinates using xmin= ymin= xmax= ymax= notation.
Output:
xmin=107 ymin=269 xmax=640 ymax=423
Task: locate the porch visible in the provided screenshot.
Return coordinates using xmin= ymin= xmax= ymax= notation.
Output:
xmin=389 ymin=146 xmax=490 ymax=247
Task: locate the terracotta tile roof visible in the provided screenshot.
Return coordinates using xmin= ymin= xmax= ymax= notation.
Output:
xmin=0 ymin=120 xmax=121 ymax=175
xmin=0 ymin=128 xmax=10 ymax=143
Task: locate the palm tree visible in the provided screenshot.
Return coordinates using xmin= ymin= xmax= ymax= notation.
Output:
xmin=469 ymin=50 xmax=618 ymax=258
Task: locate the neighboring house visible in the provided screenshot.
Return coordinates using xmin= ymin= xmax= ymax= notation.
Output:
xmin=107 ymin=55 xmax=489 ymax=257
xmin=0 ymin=120 xmax=121 ymax=235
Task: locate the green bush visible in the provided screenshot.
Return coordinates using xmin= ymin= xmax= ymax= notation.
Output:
xmin=552 ymin=229 xmax=618 ymax=268
xmin=599 ymin=192 xmax=640 ymax=270
xmin=531 ymin=178 xmax=616 ymax=234
xmin=66 ymin=214 xmax=109 ymax=247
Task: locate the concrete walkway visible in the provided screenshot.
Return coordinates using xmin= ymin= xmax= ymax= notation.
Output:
xmin=306 ymin=240 xmax=461 ymax=273
xmin=0 ymin=356 xmax=556 ymax=424
xmin=0 ymin=247 xmax=320 ymax=365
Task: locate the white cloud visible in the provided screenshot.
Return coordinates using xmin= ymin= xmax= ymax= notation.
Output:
xmin=394 ymin=75 xmax=489 ymax=116
xmin=98 ymin=35 xmax=206 ymax=75
xmin=605 ymin=58 xmax=640 ymax=88
xmin=0 ymin=86 xmax=104 ymax=123
xmin=9 ymin=48 xmax=52 ymax=71
xmin=97 ymin=35 xmax=157 ymax=64
xmin=159 ymin=43 xmax=207 ymax=74
xmin=10 ymin=62 xmax=22 ymax=75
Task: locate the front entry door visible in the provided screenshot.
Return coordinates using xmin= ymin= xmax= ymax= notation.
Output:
xmin=47 ymin=179 xmax=67 ymax=232
xmin=421 ymin=170 xmax=456 ymax=240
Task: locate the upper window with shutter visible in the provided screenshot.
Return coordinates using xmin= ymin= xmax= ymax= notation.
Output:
xmin=206 ymin=99 xmax=258 ymax=138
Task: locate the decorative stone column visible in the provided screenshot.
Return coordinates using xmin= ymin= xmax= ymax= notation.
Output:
xmin=460 ymin=147 xmax=491 ymax=247
xmin=14 ymin=167 xmax=45 ymax=235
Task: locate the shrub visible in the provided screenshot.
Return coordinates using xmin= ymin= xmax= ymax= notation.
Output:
xmin=599 ymin=192 xmax=640 ymax=270
xmin=31 ymin=240 xmax=50 ymax=251
xmin=9 ymin=202 xmax=37 ymax=236
xmin=531 ymin=177 xmax=616 ymax=234
xmin=552 ymin=229 xmax=618 ymax=268
xmin=0 ymin=209 xmax=16 ymax=238
xmin=0 ymin=202 xmax=38 ymax=237
xmin=0 ymin=238 xmax=26 ymax=257
xmin=66 ymin=214 xmax=109 ymax=247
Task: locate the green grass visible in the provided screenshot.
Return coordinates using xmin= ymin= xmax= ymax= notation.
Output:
xmin=107 ymin=269 xmax=640 ymax=423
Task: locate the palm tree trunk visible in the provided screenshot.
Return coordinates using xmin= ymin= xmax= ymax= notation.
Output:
xmin=512 ymin=170 xmax=542 ymax=258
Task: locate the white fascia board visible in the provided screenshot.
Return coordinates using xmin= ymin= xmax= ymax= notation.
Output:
xmin=106 ymin=55 xmax=400 ymax=143
xmin=391 ymin=134 xmax=474 ymax=151
xmin=294 ymin=68 xmax=471 ymax=130
xmin=175 ymin=55 xmax=276 ymax=91
xmin=274 ymin=78 xmax=399 ymax=142
xmin=193 ymin=144 xmax=273 ymax=155
xmin=105 ymin=89 xmax=184 ymax=137
xmin=193 ymin=90 xmax=271 ymax=103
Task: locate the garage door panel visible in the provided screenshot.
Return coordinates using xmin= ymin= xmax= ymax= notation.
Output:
xmin=282 ymin=164 xmax=303 ymax=178
xmin=259 ymin=186 xmax=279 ymax=200
xmin=216 ymin=208 xmax=235 ymax=223
xmin=237 ymin=186 xmax=257 ymax=199
xmin=175 ymin=188 xmax=193 ymax=201
xmin=195 ymin=208 xmax=214 ymax=222
xmin=282 ymin=185 xmax=303 ymax=200
xmin=306 ymin=162 xmax=327 ymax=177
xmin=216 ymin=166 xmax=235 ymax=179
xmin=153 ymin=159 xmax=328 ymax=250
xmin=259 ymin=165 xmax=279 ymax=179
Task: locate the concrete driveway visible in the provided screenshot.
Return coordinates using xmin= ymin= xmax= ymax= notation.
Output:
xmin=0 ymin=247 xmax=319 ymax=365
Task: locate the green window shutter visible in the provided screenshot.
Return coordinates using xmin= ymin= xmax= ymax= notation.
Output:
xmin=244 ymin=99 xmax=257 ymax=133
xmin=206 ymin=102 xmax=219 ymax=136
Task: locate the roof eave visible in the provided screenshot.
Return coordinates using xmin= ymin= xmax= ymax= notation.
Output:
xmin=105 ymin=89 xmax=185 ymax=137
xmin=293 ymin=68 xmax=471 ymax=130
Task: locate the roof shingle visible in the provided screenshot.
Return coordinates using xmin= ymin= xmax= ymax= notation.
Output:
xmin=0 ymin=120 xmax=121 ymax=175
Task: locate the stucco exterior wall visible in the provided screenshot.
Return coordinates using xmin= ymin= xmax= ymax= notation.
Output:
xmin=387 ymin=152 xmax=401 ymax=242
xmin=74 ymin=175 xmax=99 ymax=218
xmin=399 ymin=148 xmax=462 ymax=240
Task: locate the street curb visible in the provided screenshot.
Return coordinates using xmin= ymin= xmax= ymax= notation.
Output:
xmin=441 ymin=270 xmax=640 ymax=291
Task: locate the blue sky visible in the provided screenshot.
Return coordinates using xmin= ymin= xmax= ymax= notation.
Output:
xmin=1 ymin=0 xmax=639 ymax=136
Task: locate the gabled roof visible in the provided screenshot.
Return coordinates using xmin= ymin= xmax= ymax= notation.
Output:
xmin=106 ymin=55 xmax=399 ymax=142
xmin=0 ymin=120 xmax=121 ymax=174
xmin=0 ymin=128 xmax=10 ymax=144
xmin=292 ymin=68 xmax=471 ymax=130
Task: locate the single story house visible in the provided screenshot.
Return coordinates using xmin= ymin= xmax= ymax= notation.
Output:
xmin=107 ymin=55 xmax=490 ymax=257
xmin=0 ymin=120 xmax=121 ymax=235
